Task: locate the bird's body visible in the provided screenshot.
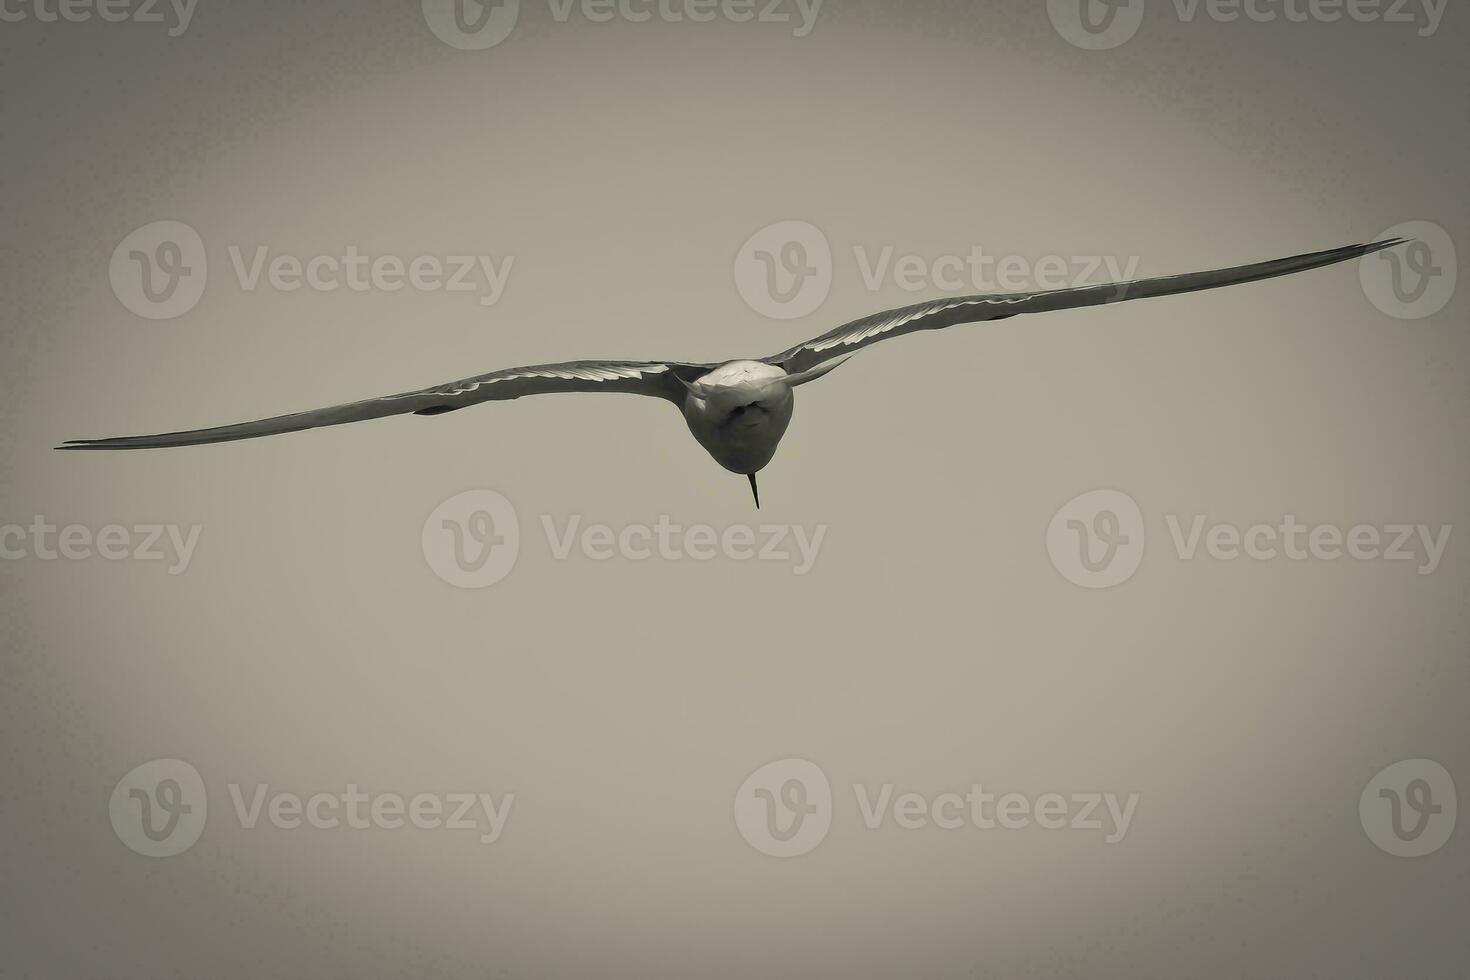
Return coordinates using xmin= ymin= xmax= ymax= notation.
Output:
xmin=681 ymin=360 xmax=795 ymax=476
xmin=61 ymin=238 xmax=1411 ymax=507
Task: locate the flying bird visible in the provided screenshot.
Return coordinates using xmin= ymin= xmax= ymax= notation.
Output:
xmin=61 ymin=239 xmax=1407 ymax=507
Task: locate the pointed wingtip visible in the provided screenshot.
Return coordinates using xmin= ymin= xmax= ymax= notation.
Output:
xmin=1370 ymin=236 xmax=1413 ymax=253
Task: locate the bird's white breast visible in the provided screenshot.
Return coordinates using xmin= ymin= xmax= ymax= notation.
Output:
xmin=680 ymin=360 xmax=794 ymax=474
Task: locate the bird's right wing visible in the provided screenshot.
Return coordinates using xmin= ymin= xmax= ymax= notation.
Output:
xmin=765 ymin=239 xmax=1408 ymax=375
xmin=58 ymin=358 xmax=715 ymax=450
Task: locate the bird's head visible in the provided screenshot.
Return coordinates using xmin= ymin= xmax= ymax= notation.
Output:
xmin=676 ymin=357 xmax=855 ymax=507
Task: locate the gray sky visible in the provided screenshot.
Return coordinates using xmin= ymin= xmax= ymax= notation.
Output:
xmin=1 ymin=1 xmax=1466 ymax=977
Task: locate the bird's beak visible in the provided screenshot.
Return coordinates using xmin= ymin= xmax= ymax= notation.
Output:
xmin=747 ymin=473 xmax=760 ymax=509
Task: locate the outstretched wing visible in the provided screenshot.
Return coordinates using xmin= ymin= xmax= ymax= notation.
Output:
xmin=765 ymin=239 xmax=1408 ymax=375
xmin=58 ymin=359 xmax=714 ymax=450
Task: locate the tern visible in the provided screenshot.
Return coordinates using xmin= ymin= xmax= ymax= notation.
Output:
xmin=61 ymin=239 xmax=1406 ymax=507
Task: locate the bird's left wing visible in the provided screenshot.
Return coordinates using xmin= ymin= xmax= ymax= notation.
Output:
xmin=765 ymin=238 xmax=1407 ymax=375
xmin=58 ymin=358 xmax=714 ymax=450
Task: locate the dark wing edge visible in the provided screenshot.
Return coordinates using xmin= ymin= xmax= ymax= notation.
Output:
xmin=765 ymin=238 xmax=1410 ymax=374
xmin=57 ymin=359 xmax=715 ymax=450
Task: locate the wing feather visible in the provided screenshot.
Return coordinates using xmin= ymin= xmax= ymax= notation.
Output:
xmin=766 ymin=239 xmax=1409 ymax=374
xmin=58 ymin=359 xmax=713 ymax=450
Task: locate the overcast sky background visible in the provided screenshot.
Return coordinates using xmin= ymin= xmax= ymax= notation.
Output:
xmin=1 ymin=1 xmax=1466 ymax=977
